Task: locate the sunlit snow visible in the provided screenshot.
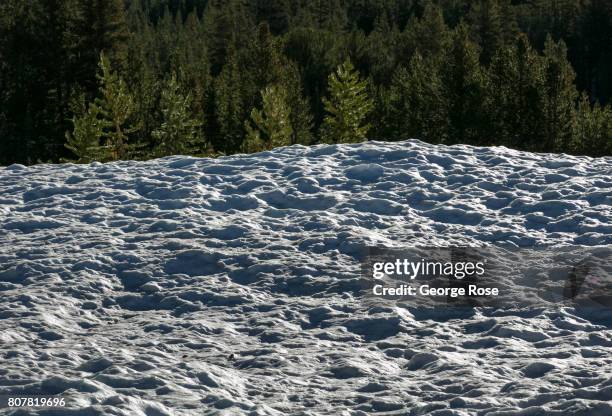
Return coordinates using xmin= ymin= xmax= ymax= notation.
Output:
xmin=0 ymin=140 xmax=611 ymax=415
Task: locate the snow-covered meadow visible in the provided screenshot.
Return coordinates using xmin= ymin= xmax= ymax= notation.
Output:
xmin=0 ymin=140 xmax=611 ymax=415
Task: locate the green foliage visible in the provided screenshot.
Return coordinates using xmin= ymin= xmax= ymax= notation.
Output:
xmin=487 ymin=34 xmax=546 ymax=149
xmin=152 ymin=74 xmax=205 ymax=157
xmin=361 ymin=15 xmax=400 ymax=86
xmin=64 ymin=102 xmax=109 ymax=163
xmin=3 ymin=0 xmax=612 ymax=165
xmin=127 ymin=54 xmax=162 ymax=152
xmin=93 ymin=52 xmax=139 ymax=160
xmin=441 ymin=24 xmax=489 ymax=145
xmin=397 ymin=2 xmax=450 ymax=67
xmin=242 ymin=23 xmax=287 ymax=111
xmin=282 ymin=61 xmax=314 ymax=145
xmin=0 ymin=0 xmax=98 ymax=164
xmin=321 ymin=60 xmax=374 ymax=144
xmin=575 ymin=94 xmax=612 ymax=156
xmin=578 ymin=0 xmax=612 ymax=105
xmin=203 ymin=0 xmax=253 ymax=76
xmin=243 ymin=85 xmax=293 ymax=153
xmin=213 ymin=43 xmax=246 ymax=154
xmin=388 ymin=52 xmax=447 ymax=143
xmin=283 ymin=27 xmax=342 ymax=128
xmin=215 ymin=22 xmax=314 ymax=153
xmin=65 ymin=53 xmax=138 ymax=162
xmin=72 ymin=0 xmax=129 ymax=93
xmin=468 ymin=0 xmax=505 ymax=65
xmin=541 ymin=35 xmax=578 ymax=152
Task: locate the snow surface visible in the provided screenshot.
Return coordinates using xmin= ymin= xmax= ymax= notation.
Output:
xmin=0 ymin=139 xmax=611 ymax=415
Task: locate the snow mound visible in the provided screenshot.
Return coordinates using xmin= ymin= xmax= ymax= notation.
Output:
xmin=0 ymin=140 xmax=610 ymax=415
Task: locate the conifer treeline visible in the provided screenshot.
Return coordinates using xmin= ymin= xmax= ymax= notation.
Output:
xmin=0 ymin=0 xmax=611 ymax=164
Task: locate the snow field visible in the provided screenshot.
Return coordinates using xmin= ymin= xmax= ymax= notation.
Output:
xmin=0 ymin=140 xmax=611 ymax=415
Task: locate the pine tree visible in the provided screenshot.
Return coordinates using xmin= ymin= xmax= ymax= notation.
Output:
xmin=152 ymin=74 xmax=205 ymax=157
xmin=388 ymin=52 xmax=447 ymax=143
xmin=40 ymin=0 xmax=79 ymax=149
xmin=397 ymin=2 xmax=450 ymax=68
xmin=173 ymin=11 xmax=211 ymax=126
xmin=468 ymin=0 xmax=504 ymax=65
xmin=365 ymin=14 xmax=400 ymax=86
xmin=72 ymin=0 xmax=129 ymax=94
xmin=542 ymin=35 xmax=578 ymax=151
xmin=531 ymin=0 xmax=582 ymax=49
xmin=283 ymin=27 xmax=342 ymax=131
xmin=575 ymin=93 xmax=612 ymax=156
xmin=321 ymin=60 xmax=374 ymax=144
xmin=204 ymin=0 xmax=254 ymax=76
xmin=64 ymin=101 xmax=109 ymax=163
xmin=0 ymin=0 xmax=83 ymax=163
xmin=244 ymin=23 xmax=285 ymax=103
xmin=92 ymin=52 xmax=139 ymax=160
xmin=499 ymin=0 xmax=520 ymax=43
xmin=5 ymin=0 xmax=612 ymax=164
xmin=65 ymin=52 xmax=138 ymax=163
xmin=225 ymin=22 xmax=314 ymax=151
xmin=213 ymin=43 xmax=246 ymax=153
xmin=156 ymin=5 xmax=177 ymax=71
xmin=243 ymin=85 xmax=293 ymax=153
xmin=203 ymin=1 xmax=231 ymax=76
xmin=126 ymin=47 xmax=161 ymax=152
xmin=441 ymin=24 xmax=489 ymax=145
xmin=283 ymin=61 xmax=314 ymax=145
xmin=487 ymin=34 xmax=546 ymax=150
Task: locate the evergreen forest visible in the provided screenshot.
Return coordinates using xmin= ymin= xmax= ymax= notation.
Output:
xmin=1 ymin=0 xmax=611 ymax=165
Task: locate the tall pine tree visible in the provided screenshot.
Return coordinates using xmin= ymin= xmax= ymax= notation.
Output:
xmin=388 ymin=52 xmax=447 ymax=143
xmin=243 ymin=85 xmax=293 ymax=153
xmin=397 ymin=2 xmax=450 ymax=68
xmin=67 ymin=53 xmax=139 ymax=162
xmin=152 ymin=74 xmax=205 ymax=157
xmin=541 ymin=35 xmax=578 ymax=152
xmin=72 ymin=0 xmax=129 ymax=95
xmin=487 ymin=34 xmax=546 ymax=150
xmin=575 ymin=93 xmax=612 ymax=156
xmin=321 ymin=60 xmax=374 ymax=144
xmin=65 ymin=101 xmax=108 ymax=163
xmin=282 ymin=61 xmax=314 ymax=145
xmin=441 ymin=24 xmax=489 ymax=145
xmin=213 ymin=42 xmax=246 ymax=154
xmin=468 ymin=0 xmax=504 ymax=65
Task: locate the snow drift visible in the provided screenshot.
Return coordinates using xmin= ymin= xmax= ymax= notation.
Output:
xmin=0 ymin=140 xmax=611 ymax=415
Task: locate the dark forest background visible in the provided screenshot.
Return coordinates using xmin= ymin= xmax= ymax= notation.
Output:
xmin=1 ymin=0 xmax=611 ymax=165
